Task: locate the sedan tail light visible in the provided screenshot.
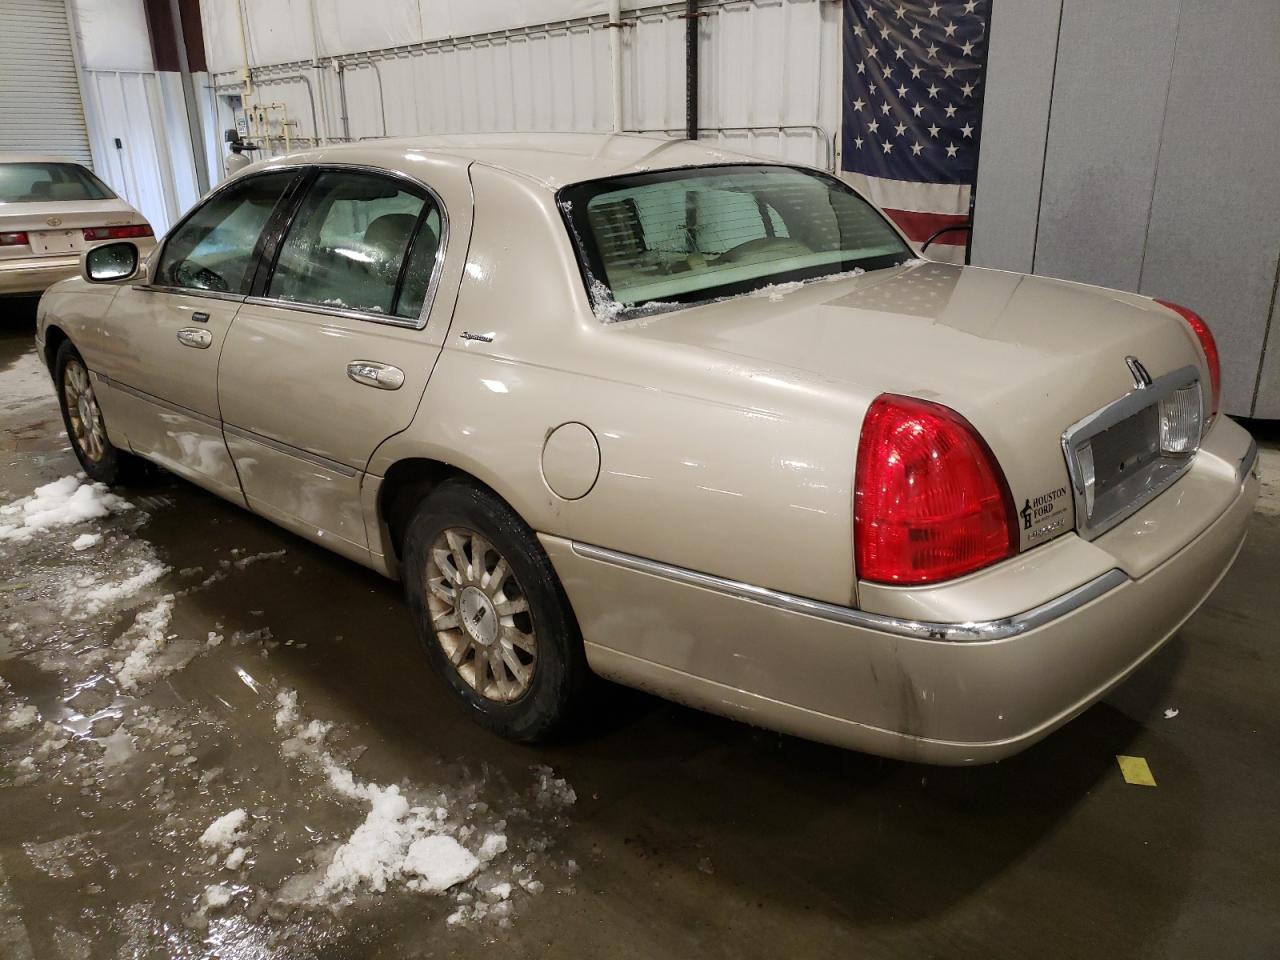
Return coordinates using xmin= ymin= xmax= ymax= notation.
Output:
xmin=83 ymin=224 xmax=154 ymax=241
xmin=0 ymin=231 xmax=29 ymax=247
xmin=1156 ymin=299 xmax=1220 ymax=420
xmin=855 ymin=394 xmax=1017 ymax=585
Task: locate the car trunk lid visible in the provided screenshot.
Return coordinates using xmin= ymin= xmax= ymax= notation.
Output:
xmin=614 ymin=261 xmax=1209 ymax=552
xmin=0 ymin=199 xmax=144 ymax=262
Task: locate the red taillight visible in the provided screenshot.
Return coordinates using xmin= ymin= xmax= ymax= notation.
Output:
xmin=854 ymin=394 xmax=1017 ymax=585
xmin=82 ymin=224 xmax=153 ymax=241
xmin=0 ymin=231 xmax=28 ymax=247
xmin=1156 ymin=299 xmax=1220 ymax=419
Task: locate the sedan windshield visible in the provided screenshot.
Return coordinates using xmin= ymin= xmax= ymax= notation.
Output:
xmin=0 ymin=162 xmax=115 ymax=203
xmin=559 ymin=164 xmax=911 ymax=316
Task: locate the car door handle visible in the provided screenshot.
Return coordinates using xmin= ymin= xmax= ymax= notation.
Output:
xmin=177 ymin=328 xmax=212 ymax=349
xmin=190 ymin=311 xmax=209 ymax=323
xmin=347 ymin=360 xmax=405 ymax=390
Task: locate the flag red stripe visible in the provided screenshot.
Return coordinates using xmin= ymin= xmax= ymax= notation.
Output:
xmin=882 ymin=208 xmax=970 ymax=245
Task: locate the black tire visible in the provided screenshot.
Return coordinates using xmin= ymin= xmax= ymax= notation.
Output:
xmin=402 ymin=479 xmax=591 ymax=742
xmin=53 ymin=340 xmax=142 ymax=484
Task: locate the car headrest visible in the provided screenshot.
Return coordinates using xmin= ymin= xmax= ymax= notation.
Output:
xmin=363 ymin=213 xmax=417 ymax=255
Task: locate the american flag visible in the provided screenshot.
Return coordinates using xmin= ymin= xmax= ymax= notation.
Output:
xmin=839 ymin=1 xmax=989 ymax=263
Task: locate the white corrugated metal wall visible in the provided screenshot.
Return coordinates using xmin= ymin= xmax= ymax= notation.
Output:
xmin=0 ymin=0 xmax=92 ymax=164
xmin=210 ymin=0 xmax=843 ymax=173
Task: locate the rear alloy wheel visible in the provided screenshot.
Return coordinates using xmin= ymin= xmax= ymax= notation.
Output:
xmin=402 ymin=480 xmax=591 ymax=742
xmin=54 ymin=341 xmax=139 ymax=484
xmin=426 ymin=527 xmax=537 ymax=703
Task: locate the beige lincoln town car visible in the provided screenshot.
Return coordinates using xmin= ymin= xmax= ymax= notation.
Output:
xmin=34 ymin=134 xmax=1259 ymax=764
xmin=1 ymin=153 xmax=155 ymax=297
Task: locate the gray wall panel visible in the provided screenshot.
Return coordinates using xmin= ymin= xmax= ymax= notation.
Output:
xmin=969 ymin=0 xmax=1063 ymax=274
xmin=1032 ymin=0 xmax=1181 ymax=291
xmin=1253 ymin=277 xmax=1280 ymax=419
xmin=1137 ymin=0 xmax=1280 ymax=416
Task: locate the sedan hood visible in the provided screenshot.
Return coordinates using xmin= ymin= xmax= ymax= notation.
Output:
xmin=615 ymin=261 xmax=1206 ymax=551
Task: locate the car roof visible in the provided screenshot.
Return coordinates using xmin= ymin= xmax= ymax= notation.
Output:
xmin=243 ymin=132 xmax=780 ymax=191
xmin=0 ymin=152 xmax=89 ymax=165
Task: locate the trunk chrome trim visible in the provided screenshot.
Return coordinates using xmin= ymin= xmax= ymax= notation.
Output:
xmin=569 ymin=541 xmax=1129 ymax=643
xmin=221 ymin=423 xmax=360 ymax=479
xmin=1061 ymin=364 xmax=1202 ymax=541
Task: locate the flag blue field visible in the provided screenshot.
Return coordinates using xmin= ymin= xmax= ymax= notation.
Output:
xmin=839 ymin=1 xmax=989 ymax=261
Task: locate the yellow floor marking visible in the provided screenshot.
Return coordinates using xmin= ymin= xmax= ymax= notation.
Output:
xmin=1116 ymin=755 xmax=1157 ymax=787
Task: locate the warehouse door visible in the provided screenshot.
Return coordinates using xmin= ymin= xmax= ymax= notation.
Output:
xmin=0 ymin=0 xmax=92 ymax=164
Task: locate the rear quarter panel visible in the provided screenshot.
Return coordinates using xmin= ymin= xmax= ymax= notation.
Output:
xmin=368 ymin=165 xmax=868 ymax=606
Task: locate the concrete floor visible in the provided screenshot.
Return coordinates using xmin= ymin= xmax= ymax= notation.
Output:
xmin=2 ymin=302 xmax=1279 ymax=959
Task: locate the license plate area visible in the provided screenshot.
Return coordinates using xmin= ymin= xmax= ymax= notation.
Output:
xmin=29 ymin=229 xmax=84 ymax=255
xmin=1062 ymin=365 xmax=1203 ymax=540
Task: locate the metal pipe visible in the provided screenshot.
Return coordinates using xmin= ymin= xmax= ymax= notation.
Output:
xmin=167 ymin=0 xmax=210 ymax=194
xmin=684 ymin=0 xmax=698 ymax=140
xmin=608 ymin=0 xmax=623 ymax=133
xmin=234 ymin=0 xmax=253 ymax=100
xmin=252 ymin=75 xmax=320 ymax=147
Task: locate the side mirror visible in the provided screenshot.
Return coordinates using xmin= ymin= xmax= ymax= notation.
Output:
xmin=82 ymin=241 xmax=139 ymax=284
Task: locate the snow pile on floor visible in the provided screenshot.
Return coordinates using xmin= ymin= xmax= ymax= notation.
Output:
xmin=199 ymin=809 xmax=248 ymax=850
xmin=0 ymin=476 xmax=131 ymax=543
xmin=67 ymin=560 xmax=170 ymax=619
xmin=72 ymin=533 xmax=102 ymax=551
xmin=110 ymin=597 xmax=178 ymax=691
xmin=272 ymin=688 xmax=573 ymax=915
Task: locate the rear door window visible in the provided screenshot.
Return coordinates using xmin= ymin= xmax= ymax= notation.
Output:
xmin=0 ymin=162 xmax=114 ymax=202
xmin=266 ymin=170 xmax=440 ymax=319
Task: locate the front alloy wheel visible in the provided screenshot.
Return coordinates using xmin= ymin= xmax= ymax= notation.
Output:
xmin=63 ymin=358 xmax=107 ymax=463
xmin=426 ymin=528 xmax=537 ymax=702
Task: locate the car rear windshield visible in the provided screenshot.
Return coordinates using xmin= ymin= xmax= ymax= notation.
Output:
xmin=558 ymin=164 xmax=911 ymax=317
xmin=0 ymin=162 xmax=115 ymax=203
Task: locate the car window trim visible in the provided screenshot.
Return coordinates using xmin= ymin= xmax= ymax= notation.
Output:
xmin=148 ymin=166 xmax=308 ymax=297
xmin=246 ymin=163 xmax=451 ymax=332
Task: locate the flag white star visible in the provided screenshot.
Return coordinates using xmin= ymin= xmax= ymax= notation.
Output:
xmin=911 ymin=102 xmax=924 ymax=117
xmin=879 ymin=21 xmax=893 ymax=39
xmin=854 ymin=136 xmax=864 ymax=149
xmin=945 ymin=103 xmax=958 ymax=117
xmin=911 ymin=142 xmax=924 ymax=156
xmin=883 ymin=64 xmax=895 ymax=78
xmin=928 ymin=123 xmax=941 ymax=137
xmin=895 ymin=5 xmax=907 ymax=19
xmin=894 ymin=121 xmax=907 ymax=136
xmin=942 ymin=63 xmax=957 ymax=78
xmin=961 ymin=40 xmax=975 ymax=56
xmin=946 ymin=142 xmax=958 ymax=158
xmin=897 ymin=83 xmax=909 ymax=97
xmin=910 ymin=24 xmax=923 ymax=39
xmin=910 ymin=64 xmax=923 ymax=79
xmin=926 ymin=43 xmax=940 ymax=58
xmin=867 ymin=46 xmax=880 ymax=60
xmin=881 ymin=101 xmax=892 ymax=115
xmin=944 ymin=21 xmax=957 ymax=37
xmin=927 ymin=83 xmax=940 ymax=98
xmin=960 ymin=123 xmax=974 ymax=138
xmin=961 ymin=81 xmax=975 ymax=97
xmin=963 ymin=0 xmax=979 ymax=13
xmin=868 ymin=119 xmax=880 ymax=133
xmin=894 ymin=45 xmax=906 ymax=60
xmin=853 ymin=23 xmax=865 ymax=37
xmin=928 ymin=2 xmax=941 ymax=15
xmin=882 ymin=141 xmax=894 ymax=154
xmin=856 ymin=61 xmax=866 ymax=75
xmin=853 ymin=98 xmax=866 ymax=112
